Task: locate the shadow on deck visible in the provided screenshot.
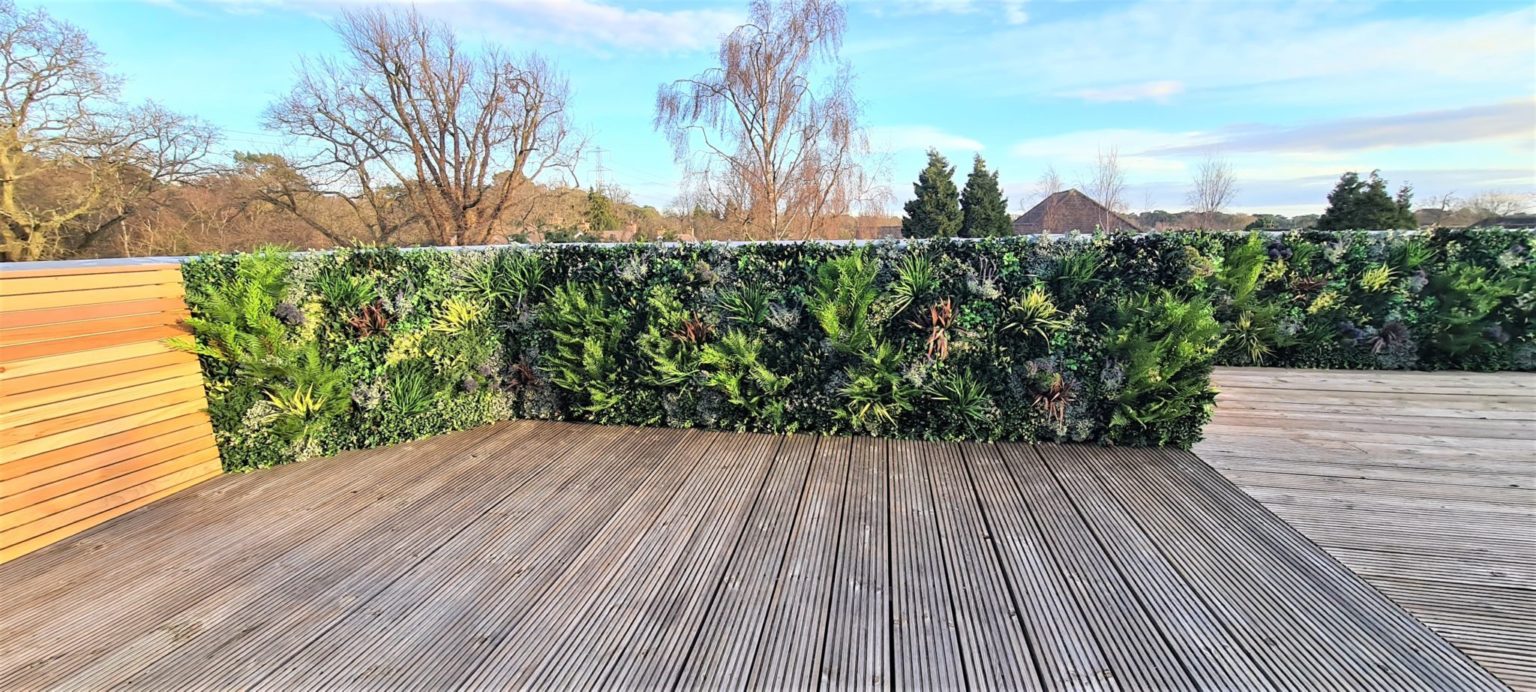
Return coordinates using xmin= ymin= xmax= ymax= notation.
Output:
xmin=0 ymin=420 xmax=1506 ymax=690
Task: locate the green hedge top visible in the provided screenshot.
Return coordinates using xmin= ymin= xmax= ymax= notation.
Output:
xmin=179 ymin=229 xmax=1533 ymax=472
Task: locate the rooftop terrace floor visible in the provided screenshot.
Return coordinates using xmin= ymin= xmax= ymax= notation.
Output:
xmin=0 ymin=373 xmax=1521 ymax=690
xmin=1199 ymin=367 xmax=1536 ymax=690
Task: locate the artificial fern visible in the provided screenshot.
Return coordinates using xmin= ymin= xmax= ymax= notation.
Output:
xmin=699 ymin=330 xmax=792 ymax=429
xmin=540 ymin=282 xmax=629 ymax=416
xmin=1104 ymin=291 xmax=1221 ymax=446
xmin=809 ymin=250 xmax=882 ymax=354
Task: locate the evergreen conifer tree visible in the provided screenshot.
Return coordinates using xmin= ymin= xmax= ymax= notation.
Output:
xmin=901 ymin=149 xmax=961 ymax=239
xmin=959 ymin=154 xmax=1011 ymax=237
xmin=1316 ymin=171 xmax=1417 ymax=230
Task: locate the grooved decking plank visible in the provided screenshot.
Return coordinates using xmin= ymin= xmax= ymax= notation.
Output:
xmin=449 ymin=430 xmax=724 ymax=689
xmin=995 ymin=444 xmax=1191 ymax=691
xmin=1036 ymin=444 xmax=1269 ymax=691
xmin=1138 ymin=446 xmax=1502 ymax=690
xmin=675 ymin=435 xmax=818 ymax=690
xmin=0 ymin=423 xmax=523 ymax=687
xmin=925 ymin=442 xmax=1041 ymax=691
xmin=744 ymin=436 xmax=852 ymax=691
xmin=265 ymin=426 xmax=693 ymax=691
xmin=959 ymin=442 xmax=1117 ymax=691
xmin=820 ymin=436 xmax=890 ymax=691
xmin=1 ymin=419 xmax=1504 ymax=691
xmin=889 ymin=439 xmax=966 ymax=690
xmin=56 ymin=421 xmax=588 ymax=690
xmin=596 ymin=434 xmax=782 ymax=690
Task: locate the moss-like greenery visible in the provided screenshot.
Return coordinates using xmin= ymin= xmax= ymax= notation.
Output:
xmin=180 ymin=228 xmax=1532 ymax=472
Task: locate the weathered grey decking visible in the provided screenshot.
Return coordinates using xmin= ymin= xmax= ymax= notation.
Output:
xmin=0 ymin=419 xmax=1506 ymax=690
xmin=1199 ymin=366 xmax=1536 ymax=691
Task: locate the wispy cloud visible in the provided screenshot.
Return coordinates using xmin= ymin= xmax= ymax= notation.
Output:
xmin=868 ymin=0 xmax=1029 ymax=26
xmin=151 ymin=0 xmax=742 ymax=52
xmin=900 ymin=2 xmax=1535 ymax=109
xmin=869 ymin=125 xmax=984 ymax=154
xmin=1003 ymin=102 xmax=1536 ymax=212
xmin=1147 ymin=100 xmax=1536 ymax=155
xmin=1073 ymin=80 xmax=1183 ymax=104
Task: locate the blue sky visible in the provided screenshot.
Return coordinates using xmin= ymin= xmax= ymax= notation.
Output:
xmin=44 ymin=0 xmax=1536 ymax=215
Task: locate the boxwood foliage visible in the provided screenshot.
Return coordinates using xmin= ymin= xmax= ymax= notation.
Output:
xmin=180 ymin=235 xmax=1220 ymax=471
xmin=1190 ymin=228 xmax=1534 ymax=371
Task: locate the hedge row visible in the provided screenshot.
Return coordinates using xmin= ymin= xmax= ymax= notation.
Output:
xmin=179 ymin=229 xmax=1533 ymax=472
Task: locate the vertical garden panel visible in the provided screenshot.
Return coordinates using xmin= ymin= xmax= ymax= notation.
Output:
xmin=0 ymin=263 xmax=221 ymax=564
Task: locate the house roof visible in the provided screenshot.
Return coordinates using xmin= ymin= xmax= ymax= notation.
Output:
xmin=1012 ymin=189 xmax=1143 ymax=234
xmin=1472 ymin=214 xmax=1536 ymax=229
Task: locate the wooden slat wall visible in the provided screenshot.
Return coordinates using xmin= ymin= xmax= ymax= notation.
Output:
xmin=0 ymin=264 xmax=221 ymax=565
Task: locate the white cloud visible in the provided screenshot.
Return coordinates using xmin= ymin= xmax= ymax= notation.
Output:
xmin=1147 ymin=100 xmax=1536 ymax=155
xmin=869 ymin=125 xmax=984 ymax=154
xmin=1074 ymin=80 xmax=1183 ymax=104
xmin=868 ymin=0 xmax=1029 ymax=25
xmin=907 ymin=2 xmax=1536 ymax=109
xmin=1003 ymin=103 xmax=1536 ymax=213
xmin=158 ymin=0 xmax=742 ymax=52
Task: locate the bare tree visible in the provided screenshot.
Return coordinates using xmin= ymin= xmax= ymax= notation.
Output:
xmin=0 ymin=1 xmax=216 ymax=261
xmin=1082 ymin=146 xmax=1127 ymax=231
xmin=1186 ymin=151 xmax=1237 ymax=228
xmin=1464 ymin=191 xmax=1534 ymax=218
xmin=1032 ymin=164 xmax=1063 ymax=207
xmin=654 ymin=0 xmax=875 ymax=240
xmin=267 ymin=7 xmax=580 ymax=247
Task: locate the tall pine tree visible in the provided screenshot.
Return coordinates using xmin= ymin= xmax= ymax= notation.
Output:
xmin=901 ymin=149 xmax=961 ymax=239
xmin=1316 ymin=170 xmax=1417 ymax=230
xmin=960 ymin=155 xmax=1010 ymax=237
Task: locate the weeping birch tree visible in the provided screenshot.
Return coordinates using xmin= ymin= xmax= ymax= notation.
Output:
xmin=654 ymin=0 xmax=875 ymax=240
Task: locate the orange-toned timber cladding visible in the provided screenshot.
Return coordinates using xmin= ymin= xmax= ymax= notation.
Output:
xmin=0 ymin=264 xmax=222 ymax=564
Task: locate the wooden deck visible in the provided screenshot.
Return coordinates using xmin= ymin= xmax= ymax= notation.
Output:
xmin=0 ymin=421 xmax=1507 ymax=691
xmin=1199 ymin=367 xmax=1536 ymax=691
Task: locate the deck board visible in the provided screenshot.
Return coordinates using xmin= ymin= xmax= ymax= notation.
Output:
xmin=0 ymin=416 xmax=1510 ymax=690
xmin=1198 ymin=366 xmax=1535 ymax=691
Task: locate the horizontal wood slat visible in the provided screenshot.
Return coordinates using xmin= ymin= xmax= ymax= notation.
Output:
xmin=0 ymin=412 xmax=209 ymax=482
xmin=0 ymin=325 xmax=188 ymax=365
xmin=2 ymin=420 xmax=212 ymax=491
xmin=0 ymin=351 xmax=191 ymax=395
xmin=0 ymin=310 xmax=189 ymax=348
xmin=0 ymin=374 xmax=207 ymax=430
xmin=0 ymin=265 xmax=220 ymax=565
xmin=0 ymin=448 xmax=221 ymax=527
xmin=0 ymin=283 xmax=184 ymax=313
xmin=0 ymin=469 xmax=219 ymax=566
xmin=0 ymin=269 xmax=184 ymax=296
xmin=0 ymin=341 xmax=177 ymax=381
xmin=0 ymin=457 xmax=221 ymax=552
xmin=0 ymin=298 xmax=187 ymax=330
xmin=0 ymin=263 xmax=179 ymax=279
xmin=0 ymin=385 xmax=207 ymax=448
xmin=0 ymin=360 xmax=201 ymax=414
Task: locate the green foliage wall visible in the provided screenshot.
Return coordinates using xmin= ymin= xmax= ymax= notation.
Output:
xmin=182 ymin=235 xmax=1219 ymax=471
xmin=180 ymin=228 xmax=1533 ymax=472
xmin=1192 ymin=229 xmax=1534 ymax=371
